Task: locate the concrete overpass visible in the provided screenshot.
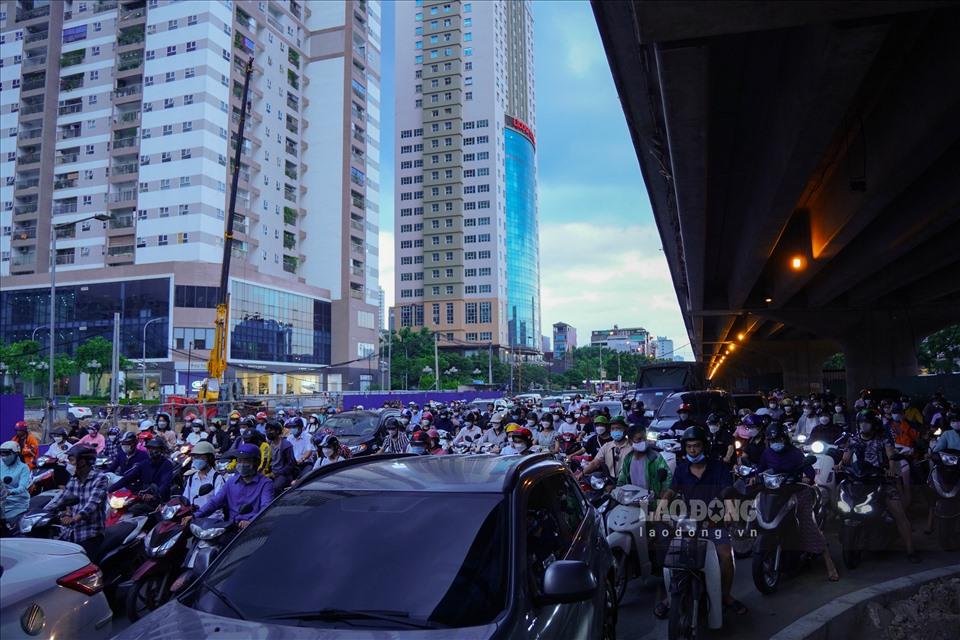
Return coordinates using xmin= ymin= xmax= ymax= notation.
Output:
xmin=592 ymin=1 xmax=960 ymax=398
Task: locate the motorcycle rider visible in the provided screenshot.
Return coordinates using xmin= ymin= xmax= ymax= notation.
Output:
xmin=582 ymin=415 xmax=614 ymax=457
xmin=137 ymin=419 xmax=156 ymax=450
xmin=191 ymin=444 xmax=273 ymax=530
xmin=756 ymin=423 xmax=839 ymax=581
xmin=668 ymin=403 xmax=697 ymax=437
xmin=77 ymin=422 xmax=106 ymax=453
xmin=0 ymin=441 xmax=31 ymax=530
xmin=535 ymin=414 xmax=559 ymax=453
xmin=408 ymin=430 xmax=432 ymax=456
xmin=264 ymin=420 xmax=297 ymax=491
xmin=109 ymin=438 xmax=174 ymax=514
xmin=580 ymin=419 xmax=631 ymax=478
xmin=833 ymin=402 xmax=849 ymax=428
xmin=10 ymin=421 xmax=40 ymax=469
xmin=106 ymin=432 xmax=149 ymax=476
xmin=840 ymin=410 xmax=919 ymax=562
xmin=206 ymin=418 xmax=231 ymax=454
xmin=254 ymin=411 xmax=269 ymax=436
xmin=794 ymin=401 xmax=820 ymax=441
xmin=427 ymin=428 xmax=449 ymax=455
xmin=758 ymin=396 xmax=784 ymax=421
xmin=182 ymin=441 xmax=225 ymax=514
xmin=286 ymin=417 xmax=316 ymax=472
xmin=312 ymin=435 xmax=347 ymax=469
xmin=46 ymin=427 xmax=72 ymax=463
xmin=102 ymin=425 xmax=122 ymax=462
xmin=227 ymin=411 xmax=243 ymax=440
xmin=655 ymin=427 xmax=748 ymax=619
xmin=809 ymin=409 xmax=844 ymax=445
xmin=502 ymin=426 xmax=535 ymax=456
xmin=185 ymin=419 xmax=208 ymax=446
xmin=705 ymin=413 xmax=736 ymax=465
xmin=453 ymin=414 xmax=483 ymax=447
xmin=44 ymin=445 xmax=109 ymax=557
xmin=477 ymin=412 xmax=509 ymax=450
xmin=617 ymin=424 xmax=672 ymax=494
xmin=887 ymin=402 xmax=922 ymax=509
xmin=735 ymin=414 xmax=766 ymax=465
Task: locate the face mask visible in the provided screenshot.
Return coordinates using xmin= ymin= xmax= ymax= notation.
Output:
xmin=513 ymin=441 xmax=528 ymax=452
xmin=193 ymin=427 xmax=202 ymax=433
xmin=541 ymin=421 xmax=551 ymax=429
xmin=708 ymin=425 xmax=720 ymax=434
xmin=835 ymin=406 xmax=843 ymax=413
xmin=411 ymin=446 xmax=426 ymax=455
xmin=421 ymin=420 xmax=431 ymax=427
xmin=321 ymin=447 xmax=335 ymax=458
xmin=465 ymin=422 xmax=474 ymax=428
xmin=54 ymin=436 xmax=64 ymax=443
xmin=157 ymin=420 xmax=168 ymax=429
xmin=595 ymin=426 xmax=607 ymax=436
xmin=678 ymin=413 xmax=689 ymax=420
xmin=770 ymin=442 xmax=786 ymax=452
xmin=192 ymin=459 xmax=208 ymax=471
xmin=632 ymin=442 xmax=647 ymax=453
xmin=611 ymin=430 xmax=624 ymax=440
xmin=236 ymin=462 xmax=256 ymax=477
xmin=565 ymin=418 xmax=574 ymax=424
xmin=803 ymin=409 xmax=812 ymax=415
xmin=784 ymin=406 xmax=794 ymax=413
xmin=746 ymin=428 xmax=759 ymax=438
xmin=768 ymin=404 xmax=778 ymax=410
xmin=400 ymin=418 xmax=409 ymax=425
xmin=526 ymin=420 xmax=536 ymax=426
xmin=686 ymin=453 xmax=705 ymax=464
xmin=121 ymin=445 xmax=134 ymax=455
xmin=88 ymin=431 xmax=98 ymax=437
xmin=818 ymin=417 xmax=831 ymax=425
xmin=1 ymin=454 xmax=15 ymax=465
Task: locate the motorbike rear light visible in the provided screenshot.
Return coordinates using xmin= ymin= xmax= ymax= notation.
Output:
xmin=57 ymin=563 xmax=104 ymax=596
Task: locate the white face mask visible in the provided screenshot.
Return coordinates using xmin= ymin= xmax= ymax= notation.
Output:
xmin=513 ymin=441 xmax=528 ymax=453
xmin=632 ymin=441 xmax=647 ymax=453
xmin=768 ymin=403 xmax=778 ymax=410
xmin=321 ymin=447 xmax=335 ymax=458
xmin=541 ymin=421 xmax=551 ymax=429
xmin=595 ymin=426 xmax=607 ymax=436
xmin=835 ymin=406 xmax=843 ymax=413
xmin=54 ymin=436 xmax=64 ymax=443
xmin=803 ymin=409 xmax=812 ymax=415
xmin=565 ymin=418 xmax=574 ymax=424
xmin=66 ymin=463 xmax=77 ymax=476
xmin=708 ymin=425 xmax=720 ymax=434
xmin=818 ymin=417 xmax=831 ymax=425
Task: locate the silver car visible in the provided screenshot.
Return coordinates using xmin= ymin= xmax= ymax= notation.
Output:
xmin=0 ymin=538 xmax=113 ymax=639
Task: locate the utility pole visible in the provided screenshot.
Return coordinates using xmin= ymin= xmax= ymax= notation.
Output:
xmin=110 ymin=312 xmax=120 ymax=427
xmin=434 ymin=331 xmax=440 ymax=392
xmin=386 ymin=321 xmax=393 ymax=392
xmin=487 ymin=342 xmax=492 ymax=386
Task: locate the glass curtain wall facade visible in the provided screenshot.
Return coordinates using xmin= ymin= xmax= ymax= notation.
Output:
xmin=229 ymin=281 xmax=331 ymax=365
xmin=0 ymin=278 xmax=171 ymax=359
xmin=504 ymin=126 xmax=540 ymax=350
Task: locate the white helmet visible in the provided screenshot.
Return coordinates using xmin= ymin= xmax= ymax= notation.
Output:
xmin=138 ymin=419 xmax=155 ymax=432
xmin=0 ymin=441 xmax=20 ymax=454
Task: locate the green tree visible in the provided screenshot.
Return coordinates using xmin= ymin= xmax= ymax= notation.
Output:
xmin=75 ymin=337 xmax=131 ymax=396
xmin=918 ymin=324 xmax=960 ymax=374
xmin=823 ymin=352 xmax=846 ymax=370
xmin=0 ymin=340 xmax=42 ymax=390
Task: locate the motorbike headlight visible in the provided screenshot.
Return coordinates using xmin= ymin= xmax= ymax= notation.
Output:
xmin=837 ymin=500 xmax=852 ymax=513
xmin=216 ymin=460 xmax=231 ymax=472
xmin=19 ymin=513 xmax=44 ymax=533
xmin=109 ymin=496 xmax=130 ymax=510
xmin=942 ymin=453 xmax=959 ymax=466
xmin=180 ymin=446 xmax=191 ymax=454
xmin=735 ymin=440 xmax=742 ymax=450
xmin=933 ymin=428 xmax=942 ymax=437
xmin=95 ymin=457 xmax=108 ymax=467
xmin=590 ymin=475 xmax=606 ymax=490
xmin=150 ymin=531 xmax=183 ymax=556
xmin=646 ymin=431 xmax=658 ymax=442
xmin=762 ymin=474 xmax=786 ymax=490
xmin=795 ymin=434 xmax=808 ymax=443
xmin=738 ymin=466 xmax=754 ymax=477
xmin=161 ymin=504 xmax=180 ymax=521
xmin=190 ymin=523 xmax=226 ymax=540
xmin=811 ymin=441 xmax=825 ymax=454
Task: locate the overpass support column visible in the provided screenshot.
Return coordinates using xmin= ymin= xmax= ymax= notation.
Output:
xmin=839 ymin=312 xmax=921 ymax=406
xmin=764 ymin=339 xmax=840 ymax=395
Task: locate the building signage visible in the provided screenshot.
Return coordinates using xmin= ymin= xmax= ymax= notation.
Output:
xmin=505 ymin=115 xmax=536 ymax=146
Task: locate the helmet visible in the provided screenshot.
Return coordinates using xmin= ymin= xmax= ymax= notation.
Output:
xmin=384 ymin=417 xmax=402 ymax=430
xmin=145 ymin=438 xmax=166 ymax=451
xmin=741 ymin=413 xmax=761 ymax=428
xmin=0 ymin=441 xmax=20 ymax=454
xmin=857 ymin=409 xmax=881 ymax=427
xmin=680 ymin=426 xmax=708 ymax=446
xmin=319 ymin=434 xmax=340 ymax=450
xmin=489 ymin=411 xmax=506 ymax=425
xmin=609 ymin=415 xmax=626 ymax=426
xmin=504 ymin=422 xmax=522 ymax=433
xmin=593 ymin=415 xmax=609 ymax=425
xmin=264 ymin=420 xmax=283 ymax=434
xmin=191 ymin=441 xmax=216 ymax=456
xmin=256 ymin=411 xmax=268 ymax=421
xmin=286 ymin=417 xmax=304 ymax=430
xmin=14 ymin=421 xmax=28 ymax=432
xmin=184 ymin=413 xmax=197 ymax=421
xmin=229 ymin=410 xmax=241 ymax=420
xmin=678 ymin=403 xmax=692 ymax=413
xmin=355 ymin=405 xmax=365 ymax=411
xmin=66 ymin=444 xmax=97 ymax=461
xmin=235 ymin=443 xmax=261 ymax=461
xmin=510 ymin=427 xmax=534 ymax=443
xmin=409 ymin=431 xmax=431 ymax=447
xmin=781 ymin=398 xmax=794 ymax=406
xmin=138 ymin=419 xmax=154 ymax=432
xmin=191 ymin=419 xmax=205 ymax=428
xmin=765 ymin=422 xmax=789 ymax=442
xmin=241 ymin=416 xmax=257 ymax=428
xmin=560 ymin=432 xmax=577 ymax=443
xmin=108 ymin=426 xmax=121 ymax=437
xmin=241 ymin=428 xmax=257 ymax=442
xmin=119 ymin=432 xmax=138 ymax=445
xmin=706 ymin=412 xmax=724 ymax=425
xmin=86 ymin=422 xmax=101 ymax=432
xmin=426 ymin=428 xmax=440 ymax=442
xmin=51 ymin=427 xmax=69 ymax=438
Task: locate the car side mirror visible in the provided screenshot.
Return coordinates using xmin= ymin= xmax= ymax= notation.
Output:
xmin=541 ymin=560 xmax=597 ymax=604
xmin=198 ymin=484 xmax=215 ymax=497
xmin=60 ymin=493 xmax=81 ymax=508
xmin=238 ymin=503 xmax=254 ymax=515
xmin=657 ymin=468 xmax=669 ymax=482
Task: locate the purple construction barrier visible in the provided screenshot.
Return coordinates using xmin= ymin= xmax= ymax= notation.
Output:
xmin=0 ymin=394 xmax=25 ymax=444
xmin=341 ymin=391 xmax=502 ymax=410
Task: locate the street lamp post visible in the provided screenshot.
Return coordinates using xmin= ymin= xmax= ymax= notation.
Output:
xmin=46 ymin=213 xmax=109 ymax=441
xmin=141 ymin=317 xmax=165 ymax=401
xmin=422 ymin=365 xmax=432 ymax=391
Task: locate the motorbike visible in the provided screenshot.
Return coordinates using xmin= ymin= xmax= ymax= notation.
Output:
xmin=107 ymin=488 xmax=144 ymax=526
xmin=729 ymin=465 xmax=758 ymax=559
xmin=581 ymin=471 xmax=615 ymax=508
xmin=929 ymin=448 xmax=960 ymax=551
xmin=655 ymin=434 xmax=681 ymax=473
xmin=95 ymin=512 xmax=152 ymax=607
xmin=750 ymin=456 xmax=824 ymax=594
xmin=170 ymin=444 xmax=193 ymax=492
xmin=168 ymin=503 xmax=254 ymax=596
xmin=836 ymin=463 xmax=900 ymax=569
xmin=664 ymin=516 xmax=724 ymax=640
xmin=29 ymin=455 xmax=64 ymax=495
xmin=807 ymin=439 xmax=843 ymax=521
xmin=17 ymin=490 xmax=77 ymax=538
xmin=124 ymin=489 xmax=213 ymax=621
xmin=606 ymin=481 xmax=660 ymax=604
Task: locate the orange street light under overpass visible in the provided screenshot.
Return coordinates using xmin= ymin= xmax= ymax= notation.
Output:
xmin=790 ymin=255 xmax=806 ymax=271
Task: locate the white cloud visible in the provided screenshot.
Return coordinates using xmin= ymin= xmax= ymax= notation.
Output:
xmin=546 ymin=5 xmax=604 ymax=79
xmin=539 ymin=222 xmax=694 ymax=359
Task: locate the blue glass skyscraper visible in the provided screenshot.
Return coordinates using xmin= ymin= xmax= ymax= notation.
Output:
xmin=505 ymin=125 xmax=540 ymax=350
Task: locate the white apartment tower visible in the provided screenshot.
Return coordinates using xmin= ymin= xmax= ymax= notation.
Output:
xmin=0 ymin=0 xmax=382 ymax=394
xmin=392 ymin=0 xmax=540 ymax=356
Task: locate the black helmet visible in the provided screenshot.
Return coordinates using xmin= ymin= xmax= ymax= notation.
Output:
xmin=765 ymin=422 xmax=789 ymax=442
xmin=384 ymin=417 xmax=402 ymax=430
xmin=264 ymin=420 xmax=283 ymax=434
xmin=66 ymin=444 xmax=97 ymax=462
xmin=51 ymin=427 xmax=69 ymax=438
xmin=241 ymin=428 xmax=257 ymax=442
xmin=680 ymin=426 xmax=708 ymax=446
xmin=145 ymin=438 xmax=166 ymax=451
xmin=856 ymin=409 xmax=881 ymax=427
xmin=119 ymin=432 xmax=138 ymax=445
xmin=319 ymin=434 xmax=340 ymax=450
xmin=706 ymin=412 xmax=724 ymax=425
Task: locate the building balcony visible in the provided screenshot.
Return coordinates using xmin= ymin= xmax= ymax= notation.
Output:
xmin=22 ymin=55 xmax=47 ymax=70
xmin=114 ymin=85 xmax=143 ymax=102
xmin=110 ymin=162 xmax=139 ymax=178
xmin=15 ymin=178 xmax=40 ymax=191
xmin=113 ymin=110 xmax=141 ymax=126
xmin=15 ymin=203 xmax=39 ymax=217
xmin=94 ymin=1 xmax=119 ymax=14
xmin=17 ymin=5 xmax=50 ymax=21
xmin=56 ymin=152 xmax=80 ymax=165
xmin=58 ymin=103 xmax=83 ymax=116
xmin=119 ymin=6 xmax=146 ymax=24
xmin=55 ymin=252 xmax=76 ymax=266
xmin=21 ymin=79 xmax=46 ymax=92
xmin=109 ymin=189 xmax=138 ymax=206
xmin=52 ymin=202 xmax=78 ymax=215
xmin=24 ymin=30 xmax=48 ymax=45
xmin=54 ymin=178 xmax=78 ymax=190
xmin=106 ymin=245 xmax=135 ymax=264
xmin=12 ymin=227 xmax=38 ymax=241
xmin=60 ymin=128 xmax=83 ymax=141
xmin=117 ymin=54 xmax=144 ymax=74
xmin=10 ymin=254 xmax=37 ymax=273
xmin=17 ymin=152 xmax=42 ymax=166
xmin=60 ymin=51 xmax=86 ymax=68
xmin=283 ymin=206 xmax=297 ymax=226
xmin=111 ymin=137 xmax=139 ymax=151
xmin=20 ymin=129 xmax=44 ymax=141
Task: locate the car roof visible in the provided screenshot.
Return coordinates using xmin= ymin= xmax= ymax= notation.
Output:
xmin=299 ymin=453 xmax=560 ymax=494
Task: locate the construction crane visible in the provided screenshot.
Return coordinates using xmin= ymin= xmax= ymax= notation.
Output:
xmin=199 ymin=57 xmax=254 ymax=404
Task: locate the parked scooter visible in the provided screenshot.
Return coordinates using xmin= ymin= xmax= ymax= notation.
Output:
xmin=124 ymin=489 xmax=213 ymax=621
xmin=606 ymin=478 xmax=663 ymax=604
xmin=836 ymin=463 xmax=900 ymax=569
xmin=664 ymin=516 xmax=724 ymax=640
xmin=929 ymin=448 xmax=960 ymax=551
xmin=751 ymin=456 xmax=823 ymax=594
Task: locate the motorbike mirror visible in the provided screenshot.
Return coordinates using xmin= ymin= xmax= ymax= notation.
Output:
xmin=657 ymin=468 xmax=669 ymax=482
xmin=60 ymin=493 xmax=81 ymax=508
xmin=198 ymin=483 xmax=215 ymax=497
xmin=238 ymin=503 xmax=254 ymax=515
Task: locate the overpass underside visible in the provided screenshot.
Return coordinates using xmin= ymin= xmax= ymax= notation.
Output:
xmin=593 ymin=1 xmax=960 ymax=400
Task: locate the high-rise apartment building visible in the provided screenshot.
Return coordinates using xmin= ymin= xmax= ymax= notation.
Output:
xmin=654 ymin=336 xmax=674 ymax=360
xmin=591 ymin=325 xmax=651 ymax=354
xmin=391 ymin=0 xmax=540 ymax=357
xmin=552 ymin=321 xmax=576 ymax=360
xmin=0 ymin=0 xmax=381 ymax=394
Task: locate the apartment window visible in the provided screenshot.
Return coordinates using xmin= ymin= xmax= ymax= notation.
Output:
xmin=167 ymin=45 xmax=177 ymax=56
xmin=184 ymin=94 xmax=194 ymax=105
xmin=158 ymin=234 xmax=168 ymax=246
xmin=164 ymin=98 xmax=175 ymax=109
xmin=181 ymin=148 xmax=191 ymax=159
xmin=480 ymin=302 xmax=491 ymax=323
xmin=432 ymin=253 xmax=440 ymax=262
xmin=464 ymin=48 xmax=473 ymax=56
xmin=160 ymin=179 xmax=170 ymax=190
xmin=183 ymin=121 xmax=193 ymax=132
xmin=163 ymin=124 xmax=173 ymax=135
xmin=446 ymin=303 xmax=454 ymax=324
xmin=465 ymin=303 xmax=478 ymax=324
xmin=146 ymin=50 xmax=155 ymax=60
xmin=185 ymin=67 xmax=196 ymax=78
xmin=168 ymin=19 xmax=178 ymax=29
xmin=82 ymin=195 xmax=92 ymax=205
xmin=186 ymin=41 xmax=197 ymax=52
xmin=161 ymin=151 xmax=172 ymax=163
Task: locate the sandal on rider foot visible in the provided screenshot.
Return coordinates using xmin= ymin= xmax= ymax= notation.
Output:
xmin=654 ymin=602 xmax=669 ymax=619
xmin=828 ymin=572 xmax=840 ymax=582
xmin=724 ymin=599 xmax=748 ymax=616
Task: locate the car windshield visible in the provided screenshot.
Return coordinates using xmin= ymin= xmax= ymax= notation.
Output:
xmin=633 ymin=391 xmax=669 ymax=413
xmin=190 ymin=491 xmax=509 ymax=629
xmin=657 ymin=394 xmax=690 ymax=418
xmin=592 ymin=401 xmax=623 ymax=416
xmin=322 ymin=414 xmax=379 ymax=437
